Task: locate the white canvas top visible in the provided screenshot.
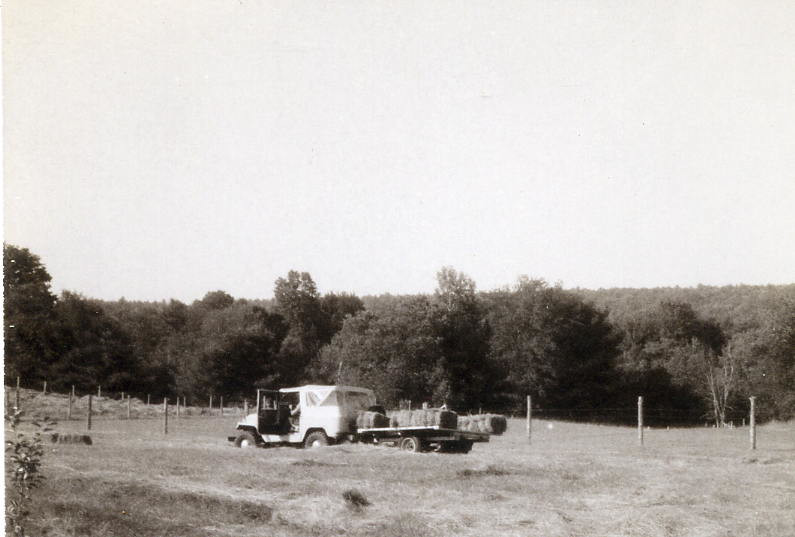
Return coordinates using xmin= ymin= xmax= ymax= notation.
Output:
xmin=279 ymin=385 xmax=373 ymax=394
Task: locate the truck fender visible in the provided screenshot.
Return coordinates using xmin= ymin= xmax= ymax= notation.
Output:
xmin=303 ymin=428 xmax=332 ymax=447
xmin=236 ymin=425 xmax=263 ymax=442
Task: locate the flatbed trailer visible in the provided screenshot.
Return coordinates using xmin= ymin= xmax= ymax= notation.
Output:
xmin=227 ymin=385 xmax=490 ymax=454
xmin=355 ymin=425 xmax=489 ymax=453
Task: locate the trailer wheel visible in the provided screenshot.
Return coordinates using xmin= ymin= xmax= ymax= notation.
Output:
xmin=435 ymin=442 xmax=454 ymax=453
xmin=234 ymin=430 xmax=257 ymax=448
xmin=400 ymin=436 xmax=423 ymax=453
xmin=304 ymin=431 xmax=329 ymax=448
xmin=458 ymin=440 xmax=474 ymax=453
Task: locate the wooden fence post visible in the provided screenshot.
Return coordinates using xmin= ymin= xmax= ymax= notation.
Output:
xmin=163 ymin=398 xmax=168 ymax=435
xmin=176 ymin=397 xmax=180 ymax=419
xmin=15 ymin=376 xmax=21 ymax=410
xmin=43 ymin=381 xmax=47 ymax=395
xmin=87 ymin=394 xmax=93 ymax=431
xmin=220 ymin=396 xmax=223 ymax=416
xmin=749 ymin=396 xmax=756 ymax=450
xmin=147 ymin=394 xmax=150 ymax=406
xmin=121 ymin=391 xmax=125 ymax=400
xmin=209 ymin=394 xmax=213 ymax=415
xmin=637 ymin=396 xmax=644 ymax=447
xmin=243 ymin=400 xmax=248 ymax=416
xmin=127 ymin=395 xmax=132 ymax=419
xmin=526 ymin=395 xmax=532 ymax=444
xmin=68 ymin=386 xmax=74 ymax=420
xmin=97 ymin=385 xmax=101 ymax=398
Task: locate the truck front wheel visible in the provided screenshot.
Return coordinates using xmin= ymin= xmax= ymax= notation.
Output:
xmin=304 ymin=431 xmax=329 ymax=448
xmin=234 ymin=430 xmax=257 ymax=448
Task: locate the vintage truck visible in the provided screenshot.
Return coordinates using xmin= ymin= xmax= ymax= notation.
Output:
xmin=228 ymin=385 xmax=489 ymax=453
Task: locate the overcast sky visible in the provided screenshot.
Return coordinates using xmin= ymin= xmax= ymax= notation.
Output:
xmin=4 ymin=1 xmax=794 ymax=302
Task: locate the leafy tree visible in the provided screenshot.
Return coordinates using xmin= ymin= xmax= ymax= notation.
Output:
xmin=432 ymin=267 xmax=497 ymax=408
xmin=313 ymin=296 xmax=442 ymax=407
xmin=177 ymin=302 xmax=289 ymax=399
xmin=273 ymin=271 xmax=326 ymax=382
xmin=486 ymin=277 xmax=622 ymax=410
xmin=47 ymin=292 xmax=138 ymax=392
xmin=316 ymin=268 xmax=499 ymax=410
xmin=162 ymin=299 xmax=189 ymax=332
xmin=3 ymin=244 xmax=58 ymax=384
xmin=197 ymin=290 xmax=234 ymax=310
xmin=319 ymin=292 xmax=365 ymax=339
xmin=734 ymin=298 xmax=795 ymax=420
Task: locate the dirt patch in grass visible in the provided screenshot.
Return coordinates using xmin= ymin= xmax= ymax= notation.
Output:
xmin=456 ymin=465 xmax=512 ymax=478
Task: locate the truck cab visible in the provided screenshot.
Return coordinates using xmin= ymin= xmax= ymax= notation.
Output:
xmin=231 ymin=385 xmax=377 ymax=448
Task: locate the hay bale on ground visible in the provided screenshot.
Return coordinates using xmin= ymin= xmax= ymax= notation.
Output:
xmin=356 ymin=411 xmax=389 ymax=429
xmin=50 ymin=433 xmax=93 ymax=445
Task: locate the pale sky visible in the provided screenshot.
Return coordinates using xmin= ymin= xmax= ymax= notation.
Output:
xmin=4 ymin=1 xmax=795 ymax=302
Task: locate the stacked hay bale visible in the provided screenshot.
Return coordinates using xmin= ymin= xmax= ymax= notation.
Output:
xmin=356 ymin=410 xmax=389 ymax=429
xmin=387 ymin=408 xmax=458 ymax=429
xmin=387 ymin=410 xmax=412 ymax=428
xmin=457 ymin=414 xmax=508 ymax=435
xmin=50 ymin=433 xmax=93 ymax=445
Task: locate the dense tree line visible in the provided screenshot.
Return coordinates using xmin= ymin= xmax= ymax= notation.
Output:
xmin=5 ymin=243 xmax=794 ymax=423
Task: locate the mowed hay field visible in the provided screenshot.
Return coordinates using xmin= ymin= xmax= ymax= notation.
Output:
xmin=9 ymin=412 xmax=795 ymax=537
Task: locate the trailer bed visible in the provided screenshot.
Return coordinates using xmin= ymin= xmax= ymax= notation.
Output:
xmin=355 ymin=425 xmax=488 ymax=452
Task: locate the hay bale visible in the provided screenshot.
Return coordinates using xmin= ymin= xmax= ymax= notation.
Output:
xmin=486 ymin=414 xmax=508 ymax=435
xmin=356 ymin=411 xmax=389 ymax=429
xmin=388 ymin=410 xmax=413 ymax=427
xmin=386 ymin=409 xmax=457 ymax=428
xmin=456 ymin=414 xmax=507 ymax=435
xmin=404 ymin=409 xmax=457 ymax=429
xmin=50 ymin=433 xmax=92 ymax=445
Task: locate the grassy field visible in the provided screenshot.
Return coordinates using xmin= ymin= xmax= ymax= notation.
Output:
xmin=6 ymin=396 xmax=795 ymax=537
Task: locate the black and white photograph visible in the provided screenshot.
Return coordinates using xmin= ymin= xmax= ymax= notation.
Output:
xmin=3 ymin=1 xmax=794 ymax=536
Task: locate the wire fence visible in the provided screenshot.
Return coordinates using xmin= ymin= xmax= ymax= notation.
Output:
xmin=4 ymin=378 xmax=254 ymax=424
xmin=4 ymin=379 xmax=765 ymax=450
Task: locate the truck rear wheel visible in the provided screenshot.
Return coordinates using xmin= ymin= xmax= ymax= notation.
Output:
xmin=234 ymin=430 xmax=257 ymax=448
xmin=304 ymin=431 xmax=329 ymax=448
xmin=400 ymin=436 xmax=423 ymax=452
